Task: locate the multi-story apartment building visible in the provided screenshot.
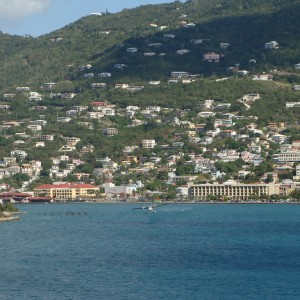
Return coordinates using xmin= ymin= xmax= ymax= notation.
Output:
xmin=142 ymin=139 xmax=156 ymax=149
xmin=272 ymin=151 xmax=300 ymax=163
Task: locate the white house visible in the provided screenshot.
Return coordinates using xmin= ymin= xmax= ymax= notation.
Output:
xmin=127 ymin=47 xmax=138 ymax=53
xmin=203 ymin=52 xmax=220 ymax=62
xmin=11 ymin=150 xmax=27 ymax=159
xmin=98 ymin=72 xmax=111 ymax=78
xmin=142 ymin=140 xmax=156 ymax=149
xmin=146 ymin=106 xmax=161 ymax=112
xmin=252 ymin=74 xmax=273 ymax=81
xmin=171 ymin=71 xmax=188 ymax=79
xmin=265 ymin=41 xmax=279 ymax=49
xmin=294 ymin=63 xmax=300 ymax=70
xmin=242 ymin=93 xmax=260 ymax=102
xmin=198 ymin=111 xmax=216 ymax=118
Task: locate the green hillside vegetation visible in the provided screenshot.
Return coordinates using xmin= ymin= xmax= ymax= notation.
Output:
xmin=0 ymin=0 xmax=300 ymax=88
xmin=0 ymin=0 xmax=300 ymax=191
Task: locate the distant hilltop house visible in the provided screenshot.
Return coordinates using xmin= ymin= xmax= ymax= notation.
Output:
xmin=44 ymin=82 xmax=56 ymax=89
xmin=293 ymin=85 xmax=300 ymax=91
xmin=265 ymin=41 xmax=279 ymax=50
xmin=16 ymin=86 xmax=30 ymax=92
xmin=91 ymin=83 xmax=107 ymax=89
xmin=220 ymin=42 xmax=230 ymax=49
xmin=29 ymin=92 xmax=42 ymax=101
xmin=98 ymin=72 xmax=112 ymax=78
xmin=242 ymin=93 xmax=261 ymax=102
xmin=198 ymin=111 xmax=216 ymax=118
xmin=171 ymin=71 xmax=189 ymax=79
xmin=126 ymin=47 xmax=138 ymax=53
xmin=203 ymin=52 xmax=221 ymax=62
xmin=286 ymin=102 xmax=300 ymax=108
xmin=144 ymin=52 xmax=156 ymax=56
xmin=163 ymin=33 xmax=175 ymax=39
xmin=90 ymin=12 xmax=102 ymax=16
xmin=177 ymin=49 xmax=190 ymax=55
xmin=294 ymin=63 xmax=300 ymax=70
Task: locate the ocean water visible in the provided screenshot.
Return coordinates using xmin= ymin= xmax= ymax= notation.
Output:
xmin=1 ymin=203 xmax=300 ymax=300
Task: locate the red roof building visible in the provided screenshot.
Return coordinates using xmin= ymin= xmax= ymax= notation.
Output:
xmin=34 ymin=183 xmax=98 ymax=200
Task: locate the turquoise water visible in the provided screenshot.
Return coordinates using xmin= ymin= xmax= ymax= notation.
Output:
xmin=1 ymin=204 xmax=300 ymax=299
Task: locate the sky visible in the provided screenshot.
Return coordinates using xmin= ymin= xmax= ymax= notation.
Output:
xmin=0 ymin=0 xmax=177 ymax=37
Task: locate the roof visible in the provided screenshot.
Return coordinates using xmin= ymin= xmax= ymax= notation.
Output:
xmin=0 ymin=192 xmax=32 ymax=197
xmin=35 ymin=184 xmax=98 ymax=189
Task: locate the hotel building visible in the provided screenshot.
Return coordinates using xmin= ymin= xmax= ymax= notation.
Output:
xmin=188 ymin=182 xmax=280 ymax=201
xmin=34 ymin=183 xmax=99 ymax=200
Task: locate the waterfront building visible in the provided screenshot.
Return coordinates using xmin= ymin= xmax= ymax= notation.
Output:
xmin=34 ymin=183 xmax=99 ymax=200
xmin=188 ymin=182 xmax=280 ymax=201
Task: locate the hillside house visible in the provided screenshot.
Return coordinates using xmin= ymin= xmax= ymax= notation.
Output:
xmin=16 ymin=87 xmax=30 ymax=92
xmin=0 ymin=105 xmax=10 ymax=111
xmin=44 ymin=82 xmax=56 ymax=89
xmin=177 ymin=49 xmax=190 ymax=55
xmin=29 ymin=92 xmax=42 ymax=101
xmin=163 ymin=34 xmax=175 ymax=38
xmin=203 ymin=52 xmax=220 ymax=62
xmin=98 ymin=72 xmax=111 ymax=78
xmin=27 ymin=125 xmax=42 ymax=132
xmin=142 ymin=140 xmax=156 ymax=149
xmin=242 ymin=93 xmax=260 ymax=102
xmin=171 ymin=71 xmax=188 ymax=79
xmin=87 ymin=112 xmax=104 ymax=119
xmin=65 ymin=137 xmax=81 ymax=147
xmin=265 ymin=41 xmax=279 ymax=49
xmin=115 ymin=84 xmax=129 ymax=89
xmin=146 ymin=106 xmax=161 ymax=112
xmin=203 ymin=100 xmax=214 ymax=109
xmin=149 ymin=81 xmax=161 ymax=85
xmin=102 ymin=128 xmax=118 ymax=136
xmin=220 ymin=43 xmax=230 ymax=49
xmin=114 ymin=64 xmax=127 ymax=69
xmin=127 ymin=47 xmax=138 ymax=53
xmin=293 ymin=85 xmax=300 ymax=91
xmin=198 ymin=111 xmax=216 ymax=118
xmin=57 ymin=117 xmax=71 ymax=123
xmin=252 ymin=74 xmax=273 ymax=81
xmin=144 ymin=52 xmax=156 ymax=56
xmin=11 ymin=150 xmax=27 ymax=159
xmin=91 ymin=83 xmax=107 ymax=89
xmin=184 ymin=23 xmax=196 ymax=28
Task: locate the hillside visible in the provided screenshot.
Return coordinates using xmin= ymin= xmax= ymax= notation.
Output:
xmin=0 ymin=0 xmax=299 ymax=88
xmin=0 ymin=0 xmax=300 ymax=194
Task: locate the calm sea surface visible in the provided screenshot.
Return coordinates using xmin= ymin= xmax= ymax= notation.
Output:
xmin=1 ymin=203 xmax=300 ymax=300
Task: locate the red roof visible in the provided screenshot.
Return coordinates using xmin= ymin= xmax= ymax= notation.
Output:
xmin=0 ymin=192 xmax=32 ymax=197
xmin=91 ymin=102 xmax=106 ymax=106
xmin=35 ymin=184 xmax=97 ymax=189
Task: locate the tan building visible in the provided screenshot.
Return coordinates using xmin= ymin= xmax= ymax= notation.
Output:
xmin=188 ymin=182 xmax=280 ymax=201
xmin=34 ymin=183 xmax=99 ymax=200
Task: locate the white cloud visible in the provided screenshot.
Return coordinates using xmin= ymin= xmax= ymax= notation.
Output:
xmin=0 ymin=0 xmax=51 ymax=20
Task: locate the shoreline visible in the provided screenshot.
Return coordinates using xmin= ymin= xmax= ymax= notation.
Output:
xmin=16 ymin=200 xmax=300 ymax=205
xmin=0 ymin=216 xmax=20 ymax=222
